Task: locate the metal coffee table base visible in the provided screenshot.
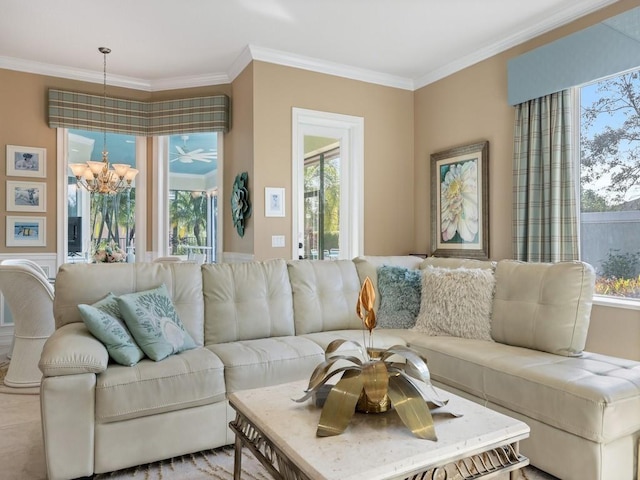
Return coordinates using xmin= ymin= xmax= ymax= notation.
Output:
xmin=230 ymin=411 xmax=529 ymax=480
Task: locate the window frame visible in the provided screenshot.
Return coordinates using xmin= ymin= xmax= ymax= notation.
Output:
xmin=575 ymin=72 xmax=640 ymax=306
xmin=56 ymin=128 xmax=147 ymax=265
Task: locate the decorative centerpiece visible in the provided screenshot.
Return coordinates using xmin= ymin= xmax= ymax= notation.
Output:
xmin=92 ymin=240 xmax=126 ymax=263
xmin=296 ymin=277 xmax=456 ymax=440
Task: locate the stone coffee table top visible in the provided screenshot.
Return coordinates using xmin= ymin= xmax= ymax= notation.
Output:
xmin=229 ymin=380 xmax=530 ymax=480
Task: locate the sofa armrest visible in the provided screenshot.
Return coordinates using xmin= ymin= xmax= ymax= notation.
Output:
xmin=39 ymin=322 xmax=108 ymax=377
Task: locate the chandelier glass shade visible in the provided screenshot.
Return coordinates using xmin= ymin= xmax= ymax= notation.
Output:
xmin=68 ymin=47 xmax=138 ymax=195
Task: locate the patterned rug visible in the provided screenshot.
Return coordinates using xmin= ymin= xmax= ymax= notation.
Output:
xmin=91 ymin=445 xmax=557 ymax=480
xmin=93 ymin=447 xmax=272 ymax=480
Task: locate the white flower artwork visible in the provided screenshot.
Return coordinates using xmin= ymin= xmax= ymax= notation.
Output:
xmin=440 ymin=160 xmax=479 ymax=243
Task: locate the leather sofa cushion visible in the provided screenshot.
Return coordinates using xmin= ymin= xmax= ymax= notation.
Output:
xmin=399 ymin=334 xmax=640 ymax=443
xmin=353 ymin=256 xmax=425 ymax=311
xmin=492 ymin=260 xmax=595 ymax=356
xmin=202 ymin=259 xmax=295 ymax=344
xmin=288 ymin=260 xmax=363 ymax=334
xmin=95 ymin=347 xmax=225 ymax=424
xmin=54 ymin=262 xmax=205 ymax=346
xmin=208 ymin=336 xmax=324 ymax=393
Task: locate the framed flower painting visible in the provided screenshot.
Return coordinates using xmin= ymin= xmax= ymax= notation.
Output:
xmin=430 ymin=141 xmax=489 ymax=260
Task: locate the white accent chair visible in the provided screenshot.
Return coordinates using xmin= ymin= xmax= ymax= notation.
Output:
xmin=0 ymin=262 xmax=55 ymax=387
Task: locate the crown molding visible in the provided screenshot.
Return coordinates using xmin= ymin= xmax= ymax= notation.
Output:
xmin=0 ymin=0 xmax=623 ymax=93
xmin=227 ymin=45 xmax=254 ymax=82
xmin=246 ymin=45 xmax=415 ymax=91
xmin=414 ymin=0 xmax=620 ymax=89
xmin=149 ymin=73 xmax=230 ymax=91
xmin=0 ymin=55 xmax=228 ymax=92
xmin=0 ymin=55 xmax=152 ymax=90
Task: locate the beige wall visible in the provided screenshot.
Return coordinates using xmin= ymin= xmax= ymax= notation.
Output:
xmin=413 ymin=0 xmax=640 ymax=360
xmin=251 ymin=61 xmax=415 ymax=260
xmin=225 ymin=63 xmax=255 ymax=255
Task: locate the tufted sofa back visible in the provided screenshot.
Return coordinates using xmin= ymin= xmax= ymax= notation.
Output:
xmin=202 ymin=259 xmax=295 ymax=344
xmin=287 ymin=259 xmax=363 ymax=334
xmin=53 ymin=262 xmax=205 ymax=345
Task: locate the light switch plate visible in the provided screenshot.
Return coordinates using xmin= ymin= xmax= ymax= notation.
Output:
xmin=272 ymin=235 xmax=285 ymax=247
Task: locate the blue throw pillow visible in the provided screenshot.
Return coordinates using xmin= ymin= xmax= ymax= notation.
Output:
xmin=117 ymin=284 xmax=196 ymax=361
xmin=377 ymin=265 xmax=422 ymax=329
xmin=78 ymin=293 xmax=145 ymax=366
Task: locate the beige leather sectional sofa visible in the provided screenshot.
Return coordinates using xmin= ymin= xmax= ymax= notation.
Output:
xmin=38 ymin=256 xmax=640 ymax=480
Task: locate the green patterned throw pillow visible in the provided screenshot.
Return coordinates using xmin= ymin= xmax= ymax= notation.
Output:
xmin=78 ymin=293 xmax=145 ymax=366
xmin=377 ymin=265 xmax=422 ymax=329
xmin=117 ymin=284 xmax=196 ymax=361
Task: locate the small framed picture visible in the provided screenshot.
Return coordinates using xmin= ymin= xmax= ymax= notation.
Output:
xmin=265 ymin=187 xmax=285 ymax=217
xmin=6 ymin=216 xmax=46 ymax=247
xmin=6 ymin=181 xmax=46 ymax=212
xmin=6 ymin=145 xmax=46 ymax=178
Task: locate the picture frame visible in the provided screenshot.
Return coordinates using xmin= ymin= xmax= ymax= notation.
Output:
xmin=265 ymin=187 xmax=285 ymax=217
xmin=6 ymin=216 xmax=46 ymax=247
xmin=6 ymin=145 xmax=46 ymax=178
xmin=430 ymin=141 xmax=489 ymax=260
xmin=6 ymin=180 xmax=46 ymax=212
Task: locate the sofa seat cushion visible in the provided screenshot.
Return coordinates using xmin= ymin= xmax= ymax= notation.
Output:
xmin=208 ymin=336 xmax=325 ymax=393
xmin=402 ymin=335 xmax=640 ymax=443
xmin=95 ymin=347 xmax=225 ymax=424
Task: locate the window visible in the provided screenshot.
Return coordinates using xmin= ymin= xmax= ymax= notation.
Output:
xmin=303 ymin=140 xmax=340 ymax=260
xmin=579 ymin=68 xmax=640 ymax=299
xmin=65 ymin=129 xmax=141 ymax=262
xmin=158 ymin=132 xmax=221 ymax=263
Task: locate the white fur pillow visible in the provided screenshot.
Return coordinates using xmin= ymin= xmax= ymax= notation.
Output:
xmin=412 ymin=266 xmax=495 ymax=341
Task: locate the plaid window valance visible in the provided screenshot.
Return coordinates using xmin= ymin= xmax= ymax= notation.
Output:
xmin=48 ymin=89 xmax=229 ymax=135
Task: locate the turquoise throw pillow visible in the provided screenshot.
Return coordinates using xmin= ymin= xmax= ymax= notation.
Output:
xmin=117 ymin=284 xmax=196 ymax=361
xmin=78 ymin=293 xmax=145 ymax=366
xmin=377 ymin=265 xmax=422 ymax=329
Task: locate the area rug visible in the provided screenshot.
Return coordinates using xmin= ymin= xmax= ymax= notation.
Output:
xmin=0 ymin=361 xmax=40 ymax=395
xmin=92 ymin=445 xmax=557 ymax=480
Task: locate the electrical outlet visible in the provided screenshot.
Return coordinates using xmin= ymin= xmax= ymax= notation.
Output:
xmin=272 ymin=235 xmax=285 ymax=247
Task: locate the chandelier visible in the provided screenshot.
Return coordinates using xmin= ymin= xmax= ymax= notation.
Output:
xmin=68 ymin=47 xmax=138 ymax=195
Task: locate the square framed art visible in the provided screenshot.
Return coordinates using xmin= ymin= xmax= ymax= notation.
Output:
xmin=430 ymin=141 xmax=489 ymax=259
xmin=6 ymin=180 xmax=46 ymax=212
xmin=6 ymin=216 xmax=46 ymax=247
xmin=6 ymin=145 xmax=46 ymax=178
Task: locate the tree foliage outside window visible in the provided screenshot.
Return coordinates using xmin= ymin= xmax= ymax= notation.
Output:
xmin=304 ymin=148 xmax=340 ymax=259
xmin=580 ymin=69 xmax=640 ymax=297
xmin=169 ymin=190 xmax=208 ymax=255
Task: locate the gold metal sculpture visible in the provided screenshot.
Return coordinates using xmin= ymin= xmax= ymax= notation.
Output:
xmin=296 ymin=276 xmax=458 ymax=440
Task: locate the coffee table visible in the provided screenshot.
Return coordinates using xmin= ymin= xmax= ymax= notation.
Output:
xmin=228 ymin=380 xmax=529 ymax=480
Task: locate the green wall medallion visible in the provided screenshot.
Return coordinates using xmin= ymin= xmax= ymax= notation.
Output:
xmin=231 ymin=172 xmax=252 ymax=237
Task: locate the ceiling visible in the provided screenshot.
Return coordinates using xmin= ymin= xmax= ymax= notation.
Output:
xmin=0 ymin=0 xmax=620 ymax=92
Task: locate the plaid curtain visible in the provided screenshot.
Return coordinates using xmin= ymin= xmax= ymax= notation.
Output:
xmin=513 ymin=90 xmax=578 ymax=262
xmin=48 ymin=89 xmax=229 ymax=135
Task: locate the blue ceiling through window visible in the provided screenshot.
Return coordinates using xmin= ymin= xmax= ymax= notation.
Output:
xmin=69 ymin=130 xmax=217 ymax=175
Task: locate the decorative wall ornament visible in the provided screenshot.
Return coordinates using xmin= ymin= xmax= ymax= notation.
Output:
xmin=231 ymin=172 xmax=252 ymax=237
